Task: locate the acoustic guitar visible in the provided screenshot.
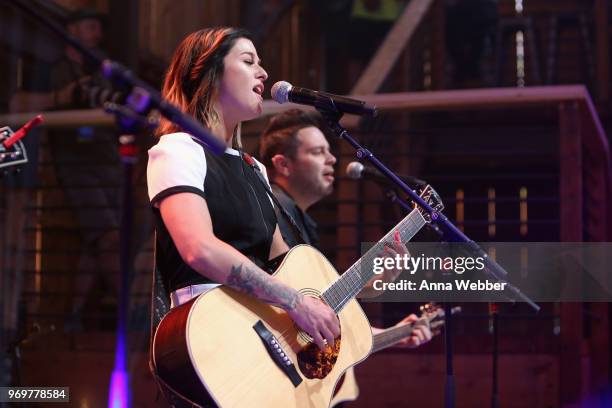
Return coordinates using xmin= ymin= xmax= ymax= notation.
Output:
xmin=153 ymin=186 xmax=443 ymax=407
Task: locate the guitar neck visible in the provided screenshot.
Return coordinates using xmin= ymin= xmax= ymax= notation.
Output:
xmin=321 ymin=207 xmax=427 ymax=313
xmin=372 ymin=322 xmax=416 ymax=353
xmin=372 ymin=316 xmax=445 ymax=352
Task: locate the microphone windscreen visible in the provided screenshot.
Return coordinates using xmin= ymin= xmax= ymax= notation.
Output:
xmin=346 ymin=161 xmax=365 ymax=179
xmin=271 ymin=81 xmax=292 ymax=104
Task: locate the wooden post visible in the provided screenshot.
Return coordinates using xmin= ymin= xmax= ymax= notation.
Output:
xmin=431 ymin=0 xmax=446 ymax=90
xmin=558 ymin=101 xmax=583 ymax=405
xmin=595 ymin=0 xmax=610 ymax=101
xmin=580 ymin=101 xmax=611 ymax=395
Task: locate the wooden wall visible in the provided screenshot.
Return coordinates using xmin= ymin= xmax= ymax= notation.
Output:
xmin=138 ymin=0 xmax=241 ymax=63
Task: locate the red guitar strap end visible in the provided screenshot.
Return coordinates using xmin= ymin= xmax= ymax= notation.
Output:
xmin=242 ymin=152 xmax=257 ymax=169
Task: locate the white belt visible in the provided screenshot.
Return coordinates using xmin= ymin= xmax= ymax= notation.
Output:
xmin=170 ymin=283 xmax=220 ymax=308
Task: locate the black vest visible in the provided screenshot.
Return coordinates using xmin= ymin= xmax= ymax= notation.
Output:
xmin=153 ymin=147 xmax=277 ymax=293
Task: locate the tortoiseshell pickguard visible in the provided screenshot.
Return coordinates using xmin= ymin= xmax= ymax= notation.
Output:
xmin=296 ymin=336 xmax=341 ymax=379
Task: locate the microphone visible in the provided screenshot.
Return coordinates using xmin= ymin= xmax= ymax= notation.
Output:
xmin=271 ymin=81 xmax=377 ymax=116
xmin=2 ymin=114 xmax=44 ymax=148
xmin=346 ymin=161 xmax=427 ymax=188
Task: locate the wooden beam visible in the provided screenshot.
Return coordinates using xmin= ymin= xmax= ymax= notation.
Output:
xmin=350 ymin=0 xmax=435 ymax=95
xmin=346 ymin=86 xmax=589 ymax=111
xmin=2 ymin=85 xmax=607 ymax=132
xmin=0 ymin=109 xmax=114 ymax=128
xmin=559 ymin=101 xmax=583 ymax=240
xmin=258 ymin=85 xmax=593 ymax=118
xmin=0 ymin=85 xmax=591 ymax=127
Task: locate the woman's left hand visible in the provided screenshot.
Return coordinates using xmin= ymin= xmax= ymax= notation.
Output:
xmin=394 ymin=314 xmax=432 ymax=348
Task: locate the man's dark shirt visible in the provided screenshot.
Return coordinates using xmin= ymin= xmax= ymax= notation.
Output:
xmin=271 ymin=183 xmax=319 ymax=249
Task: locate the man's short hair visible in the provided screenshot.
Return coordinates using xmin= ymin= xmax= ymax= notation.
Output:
xmin=259 ymin=109 xmax=326 ymax=177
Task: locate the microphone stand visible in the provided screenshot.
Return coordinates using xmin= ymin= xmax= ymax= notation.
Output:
xmin=388 ymin=190 xmax=503 ymax=408
xmin=489 ymin=303 xmax=500 ymax=408
xmin=381 ymin=188 xmax=458 ymax=407
xmin=318 ymin=106 xmax=540 ymax=408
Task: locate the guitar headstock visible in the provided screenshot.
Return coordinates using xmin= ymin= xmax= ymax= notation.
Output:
xmin=0 ymin=126 xmax=28 ymax=173
xmin=419 ymin=302 xmax=444 ymax=322
xmin=419 ymin=302 xmax=461 ymax=335
xmin=416 ymin=185 xmax=444 ymax=223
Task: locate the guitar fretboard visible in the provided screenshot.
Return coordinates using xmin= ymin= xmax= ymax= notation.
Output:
xmin=321 ymin=207 xmax=427 ymax=313
xmin=372 ymin=322 xmax=417 ymax=352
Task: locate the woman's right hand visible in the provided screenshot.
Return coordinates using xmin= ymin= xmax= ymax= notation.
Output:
xmin=55 ymin=76 xmax=92 ymax=107
xmin=287 ymin=295 xmax=340 ymax=351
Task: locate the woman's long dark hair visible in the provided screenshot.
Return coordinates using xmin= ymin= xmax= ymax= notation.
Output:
xmin=156 ymin=27 xmax=253 ymax=139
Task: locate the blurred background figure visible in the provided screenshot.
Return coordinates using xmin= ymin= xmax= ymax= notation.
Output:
xmin=10 ymin=8 xmax=122 ymax=331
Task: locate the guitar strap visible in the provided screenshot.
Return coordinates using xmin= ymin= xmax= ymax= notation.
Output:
xmin=241 ymin=152 xmax=308 ymax=246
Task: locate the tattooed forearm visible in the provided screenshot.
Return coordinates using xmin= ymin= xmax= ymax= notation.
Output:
xmin=227 ymin=264 xmax=255 ymax=295
xmin=226 ymin=263 xmax=302 ymax=311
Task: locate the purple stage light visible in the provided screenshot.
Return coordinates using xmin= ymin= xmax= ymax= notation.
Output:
xmin=108 ymin=369 xmax=129 ymax=408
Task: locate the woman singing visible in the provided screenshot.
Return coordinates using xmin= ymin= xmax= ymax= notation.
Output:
xmin=147 ymin=27 xmax=339 ymax=353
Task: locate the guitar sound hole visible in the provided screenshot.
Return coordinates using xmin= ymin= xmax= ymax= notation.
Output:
xmin=296 ymin=336 xmax=341 ymax=379
xmin=295 ymin=290 xmax=326 ymax=344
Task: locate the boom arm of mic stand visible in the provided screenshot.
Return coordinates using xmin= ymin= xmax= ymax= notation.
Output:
xmin=318 ymin=107 xmax=540 ymax=312
xmin=101 ymin=61 xmax=225 ymax=153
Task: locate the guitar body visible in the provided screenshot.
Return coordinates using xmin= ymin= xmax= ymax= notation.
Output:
xmin=330 ymin=367 xmax=359 ymax=406
xmin=153 ymin=245 xmax=373 ymax=408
